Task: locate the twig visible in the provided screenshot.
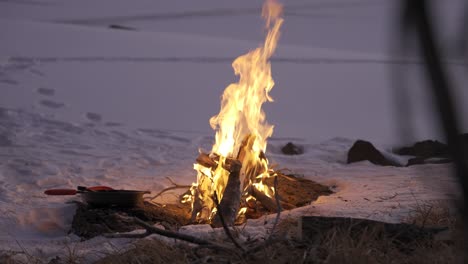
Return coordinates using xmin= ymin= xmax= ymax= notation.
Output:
xmin=213 ymin=191 xmax=245 ymax=252
xmin=146 ymin=185 xmax=191 ymax=201
xmin=104 ymin=216 xmax=235 ymax=253
xmin=165 ymin=176 xmax=184 ymax=187
xmin=243 ymin=236 xmax=284 ymax=256
xmin=263 ymin=177 xmax=281 ymax=229
xmin=277 ymin=172 xmax=299 ymax=181
xmin=104 ymin=231 xmax=151 ymax=239
xmin=147 ymin=177 xmax=191 ymax=201
xmin=420 ymin=204 xmax=434 ymax=229
xmin=243 ymin=175 xmax=282 ymax=256
xmin=267 ymin=175 xmax=282 ymax=242
xmin=274 ymin=168 xmax=293 ymax=175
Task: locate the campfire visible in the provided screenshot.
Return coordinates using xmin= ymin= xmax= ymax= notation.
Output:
xmin=181 ymin=0 xmax=285 ymax=226
xmin=50 ymin=0 xmax=331 ymax=241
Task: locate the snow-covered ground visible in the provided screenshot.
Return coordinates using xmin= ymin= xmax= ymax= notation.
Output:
xmin=0 ymin=0 xmax=464 ymax=262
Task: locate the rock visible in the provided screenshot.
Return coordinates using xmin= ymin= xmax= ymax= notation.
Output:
xmin=394 ymin=139 xmax=454 ymax=166
xmin=281 ymin=142 xmax=304 ymax=155
xmin=347 ymin=140 xmax=398 ymax=166
xmin=395 ymin=140 xmax=449 ymax=158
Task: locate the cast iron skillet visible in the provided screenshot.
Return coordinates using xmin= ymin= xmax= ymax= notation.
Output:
xmin=81 ymin=189 xmax=150 ymax=207
xmin=44 ymin=186 xmax=150 ymax=207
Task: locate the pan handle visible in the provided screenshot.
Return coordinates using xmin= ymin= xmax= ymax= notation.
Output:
xmin=45 ymin=186 xmax=114 ymax=195
xmin=44 ymin=189 xmax=77 ymax=195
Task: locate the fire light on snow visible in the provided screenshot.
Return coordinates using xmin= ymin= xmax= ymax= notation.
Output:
xmin=182 ymin=0 xmax=284 ymax=223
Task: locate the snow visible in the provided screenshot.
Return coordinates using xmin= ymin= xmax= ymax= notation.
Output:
xmin=0 ymin=0 xmax=464 ymax=262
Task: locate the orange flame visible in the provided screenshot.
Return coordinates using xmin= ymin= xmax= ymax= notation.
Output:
xmin=184 ymin=0 xmax=283 ymax=223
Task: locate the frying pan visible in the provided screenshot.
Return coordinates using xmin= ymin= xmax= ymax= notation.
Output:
xmin=45 ymin=186 xmax=150 ymax=207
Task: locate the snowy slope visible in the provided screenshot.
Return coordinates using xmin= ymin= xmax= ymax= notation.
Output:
xmin=0 ymin=107 xmax=458 ymax=261
xmin=2 ymin=18 xmax=466 ymax=144
xmin=0 ymin=17 xmax=410 ymax=144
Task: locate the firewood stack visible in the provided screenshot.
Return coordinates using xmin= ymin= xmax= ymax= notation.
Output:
xmin=191 ymin=134 xmax=301 ymax=227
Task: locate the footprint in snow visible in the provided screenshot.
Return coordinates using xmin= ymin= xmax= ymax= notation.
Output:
xmin=29 ymin=68 xmax=45 ymax=77
xmin=0 ymin=133 xmax=13 ymax=147
xmin=39 ymin=100 xmax=65 ymax=109
xmin=105 ymin=122 xmax=122 ymax=127
xmin=85 ymin=112 xmax=102 ymax=122
xmin=36 ymin=87 xmax=55 ymax=96
xmin=0 ymin=79 xmax=18 ymax=85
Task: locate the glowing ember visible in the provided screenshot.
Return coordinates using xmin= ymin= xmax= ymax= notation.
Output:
xmin=182 ymin=0 xmax=284 ymax=223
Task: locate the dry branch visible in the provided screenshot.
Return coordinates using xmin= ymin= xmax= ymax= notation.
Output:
xmin=268 ymin=175 xmax=282 ymax=239
xmin=147 ymin=185 xmax=188 ymax=201
xmin=243 ymin=175 xmax=283 ymax=256
xmin=147 ymin=180 xmax=191 ymax=202
xmin=105 ymin=216 xmax=235 ymax=253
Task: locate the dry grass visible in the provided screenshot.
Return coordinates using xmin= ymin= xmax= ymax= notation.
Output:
xmin=0 ymin=241 xmax=45 ymax=264
xmin=3 ymin=200 xmax=464 ymax=263
xmin=300 ymin=222 xmax=461 ymax=264
xmin=95 ymin=239 xmax=188 ymax=264
xmin=404 ymin=200 xmax=457 ymax=228
xmin=0 ymin=252 xmax=23 ymax=264
xmin=1 ymin=240 xmax=102 ymax=264
xmin=94 ymin=200 xmax=463 ymax=264
xmin=233 ymin=202 xmax=464 ymax=264
xmin=172 ymin=202 xmax=464 ymax=264
xmin=295 ymin=200 xmax=464 ymax=264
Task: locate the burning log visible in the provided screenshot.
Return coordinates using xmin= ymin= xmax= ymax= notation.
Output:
xmin=250 ymin=185 xmax=279 ymax=213
xmin=249 ymin=181 xmax=296 ymax=213
xmin=236 ymin=134 xmax=267 ymax=190
xmin=211 ymin=159 xmax=242 ymax=227
xmin=196 ymin=152 xmax=218 ymax=169
xmin=189 ymin=185 xmax=209 ymax=223
xmin=189 ymin=153 xmax=221 ymax=223
xmin=194 ymin=152 xmax=243 ymax=226
xmin=236 ymin=134 xmax=256 ymax=162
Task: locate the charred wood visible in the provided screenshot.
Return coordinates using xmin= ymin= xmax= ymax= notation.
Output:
xmin=211 ymin=159 xmax=242 ymax=227
xmin=251 ymin=184 xmax=280 ymax=213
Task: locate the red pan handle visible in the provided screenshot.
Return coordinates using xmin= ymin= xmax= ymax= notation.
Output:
xmin=44 ymin=189 xmax=77 ymax=195
xmin=44 ymin=186 xmax=114 ymax=195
